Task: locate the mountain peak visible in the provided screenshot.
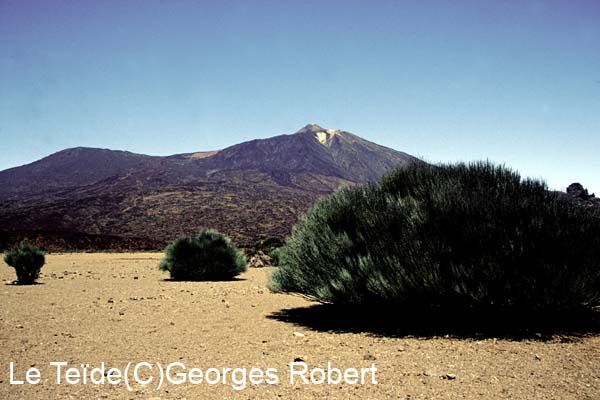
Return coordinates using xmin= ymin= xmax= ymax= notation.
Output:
xmin=294 ymin=123 xmax=343 ymax=145
xmin=296 ymin=123 xmax=326 ymax=133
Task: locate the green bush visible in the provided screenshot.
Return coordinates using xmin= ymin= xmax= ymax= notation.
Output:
xmin=159 ymin=230 xmax=247 ymax=281
xmin=4 ymin=242 xmax=46 ymax=284
xmin=269 ymin=247 xmax=281 ymax=266
xmin=270 ymin=162 xmax=600 ymax=313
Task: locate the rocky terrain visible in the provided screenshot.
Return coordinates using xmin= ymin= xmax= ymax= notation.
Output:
xmin=0 ymin=125 xmax=420 ymax=250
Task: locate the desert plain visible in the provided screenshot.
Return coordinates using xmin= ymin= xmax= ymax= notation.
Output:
xmin=1 ymin=253 xmax=599 ymax=399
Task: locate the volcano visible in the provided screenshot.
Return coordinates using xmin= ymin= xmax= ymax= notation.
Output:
xmin=0 ymin=124 xmax=420 ymax=250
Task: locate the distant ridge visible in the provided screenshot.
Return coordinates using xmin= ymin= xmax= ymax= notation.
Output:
xmin=0 ymin=125 xmax=421 ymax=250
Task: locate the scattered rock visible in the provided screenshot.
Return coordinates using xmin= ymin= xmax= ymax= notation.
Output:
xmin=363 ymin=353 xmax=377 ymax=361
xmin=294 ymin=357 xmax=304 ymax=362
xmin=444 ymin=373 xmax=457 ymax=380
xmin=567 ymin=183 xmax=593 ymax=200
xmin=564 ymin=183 xmax=600 ymax=207
xmin=248 ymin=251 xmax=272 ymax=268
xmin=293 ymin=331 xmax=305 ymax=338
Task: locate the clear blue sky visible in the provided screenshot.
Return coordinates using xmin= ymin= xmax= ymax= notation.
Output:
xmin=1 ymin=0 xmax=599 ymax=192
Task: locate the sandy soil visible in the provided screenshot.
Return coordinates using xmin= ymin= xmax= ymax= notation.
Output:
xmin=1 ymin=253 xmax=598 ymax=399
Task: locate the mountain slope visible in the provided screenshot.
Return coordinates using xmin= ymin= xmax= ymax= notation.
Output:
xmin=199 ymin=124 xmax=418 ymax=182
xmin=0 ymin=148 xmax=163 ymax=197
xmin=0 ymin=124 xmax=420 ymax=250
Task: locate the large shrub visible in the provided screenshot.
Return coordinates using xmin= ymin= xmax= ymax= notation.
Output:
xmin=4 ymin=242 xmax=46 ymax=284
xmin=160 ymin=230 xmax=247 ymax=281
xmin=270 ymin=162 xmax=600 ymax=312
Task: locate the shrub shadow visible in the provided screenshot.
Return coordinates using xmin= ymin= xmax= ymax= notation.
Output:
xmin=4 ymin=281 xmax=45 ymax=286
xmin=268 ymin=304 xmax=600 ymax=341
xmin=161 ymin=277 xmax=246 ymax=283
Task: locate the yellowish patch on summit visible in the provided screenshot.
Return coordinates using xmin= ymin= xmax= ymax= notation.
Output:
xmin=316 ymin=129 xmax=340 ymax=145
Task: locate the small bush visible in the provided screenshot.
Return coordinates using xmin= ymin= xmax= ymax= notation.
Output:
xmin=160 ymin=230 xmax=247 ymax=281
xmin=4 ymin=242 xmax=46 ymax=284
xmin=270 ymin=162 xmax=600 ymax=313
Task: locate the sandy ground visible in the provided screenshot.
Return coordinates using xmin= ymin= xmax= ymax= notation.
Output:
xmin=0 ymin=253 xmax=598 ymax=399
